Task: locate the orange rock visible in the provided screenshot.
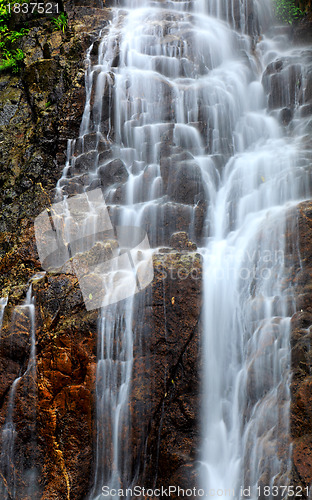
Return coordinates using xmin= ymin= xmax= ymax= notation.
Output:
xmin=54 ymin=348 xmax=72 ymax=375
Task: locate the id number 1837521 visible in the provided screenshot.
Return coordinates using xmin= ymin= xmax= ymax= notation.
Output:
xmin=7 ymin=3 xmax=59 ymax=14
xmin=256 ymin=486 xmax=309 ymax=497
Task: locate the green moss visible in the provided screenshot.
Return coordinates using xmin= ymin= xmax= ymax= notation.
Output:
xmin=273 ymin=0 xmax=305 ymax=23
xmin=0 ymin=47 xmax=25 ymax=73
xmin=0 ymin=1 xmax=28 ymax=73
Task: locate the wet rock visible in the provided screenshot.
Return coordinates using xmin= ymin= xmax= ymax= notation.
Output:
xmin=262 ymin=51 xmax=312 ymax=131
xmin=98 ymin=148 xmax=113 ymax=165
xmin=0 ymin=1 xmax=113 ymax=498
xmin=300 ymin=103 xmax=312 ymax=117
xmin=129 ymin=251 xmax=203 ymax=491
xmin=127 ymin=200 xmax=206 ymax=248
xmin=290 ymin=201 xmax=312 ymax=489
xmin=34 ymin=273 xmax=98 ymax=499
xmin=0 ymin=225 xmax=203 ymax=497
xmin=293 ymin=15 xmax=312 ymax=44
xmin=291 ymin=310 xmax=312 ymax=330
xmin=73 ymin=132 xmax=109 ymax=156
xmin=71 ymin=150 xmax=98 ymax=173
xmin=293 ymin=436 xmax=312 ymax=485
xmin=98 ymin=158 xmax=129 ymax=187
xmin=169 ymin=231 xmax=197 ymax=251
xmin=304 ymin=68 xmax=312 ymax=103
xmin=291 ymin=337 xmax=311 ymax=373
xmin=167 ymin=160 xmax=206 ymax=205
xmin=262 ymin=59 xmax=303 ymax=110
xmin=90 ymin=70 xmax=115 ymax=133
xmin=72 ymin=240 xmax=119 ymax=272
xmin=0 ymin=358 xmax=20 ymax=401
xmin=159 ymin=142 xmax=208 ymax=206
xmin=23 ymin=59 xmax=63 ymax=114
xmin=280 ymin=107 xmax=293 ymax=125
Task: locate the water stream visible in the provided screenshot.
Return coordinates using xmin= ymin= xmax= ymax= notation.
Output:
xmin=0 ymin=297 xmax=8 ymax=333
xmin=51 ymin=0 xmax=312 ymax=497
xmin=0 ymin=285 xmax=37 ymax=499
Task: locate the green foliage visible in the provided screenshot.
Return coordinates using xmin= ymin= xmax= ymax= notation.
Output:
xmin=1 ymin=26 xmax=28 ymax=42
xmin=0 ymin=1 xmax=28 ymax=73
xmin=0 ymin=0 xmax=10 ymax=23
xmin=0 ymin=47 xmax=24 ymax=72
xmin=51 ymin=11 xmax=68 ymax=33
xmin=273 ymin=0 xmax=305 ymax=23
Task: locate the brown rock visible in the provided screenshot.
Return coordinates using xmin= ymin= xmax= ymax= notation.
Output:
xmin=290 ymin=202 xmax=312 ymax=488
xmin=169 ymin=231 xmax=197 ymax=251
xmin=128 ymin=252 xmax=202 ymax=490
xmin=293 ymin=436 xmax=312 ymax=485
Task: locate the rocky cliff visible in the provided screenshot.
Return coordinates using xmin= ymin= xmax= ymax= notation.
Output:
xmin=0 ymin=2 xmax=109 ymax=497
xmin=0 ymin=2 xmax=203 ymax=497
xmin=0 ymin=0 xmax=312 ymax=498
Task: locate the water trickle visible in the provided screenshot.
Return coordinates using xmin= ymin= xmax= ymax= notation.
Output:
xmin=0 ymin=297 xmax=8 ymax=333
xmin=90 ymin=296 xmax=135 ymax=499
xmin=0 ymin=285 xmax=37 ymax=499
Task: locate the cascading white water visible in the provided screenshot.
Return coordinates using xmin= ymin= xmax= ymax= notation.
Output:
xmin=56 ymin=0 xmax=312 ymax=496
xmin=90 ymin=296 xmax=134 ymax=499
xmin=198 ymin=13 xmax=312 ymax=500
xmin=0 ymin=297 xmax=8 ymax=333
xmin=201 ymin=200 xmax=296 ymax=496
xmin=0 ymin=285 xmax=37 ymax=499
xmin=0 ymin=375 xmax=22 ymax=499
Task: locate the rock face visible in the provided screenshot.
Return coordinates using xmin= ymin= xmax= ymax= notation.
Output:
xmin=0 ymin=248 xmax=202 ymax=499
xmin=0 ymin=1 xmax=204 ymax=497
xmin=293 ymin=14 xmax=312 ymax=44
xmin=0 ymin=0 xmax=111 ymax=286
xmin=0 ymin=2 xmax=107 ymax=498
xmin=262 ymin=49 xmax=312 ymax=130
xmin=132 ymin=252 xmax=202 ymax=496
xmin=290 ymin=202 xmax=312 ymax=491
xmin=261 ymin=8 xmax=312 ymax=485
xmin=0 ymin=271 xmax=97 ymax=499
xmin=0 ymin=0 xmax=312 ymax=499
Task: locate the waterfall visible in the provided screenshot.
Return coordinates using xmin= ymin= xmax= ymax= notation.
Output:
xmin=0 ymin=285 xmax=37 ymax=499
xmin=53 ymin=0 xmax=312 ymax=496
xmin=0 ymin=297 xmax=8 ymax=333
xmin=90 ymin=297 xmax=134 ymax=498
xmin=198 ymin=7 xmax=311 ymax=500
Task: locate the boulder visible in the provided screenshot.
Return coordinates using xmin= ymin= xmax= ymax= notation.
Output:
xmin=98 ymin=158 xmax=129 ymax=187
